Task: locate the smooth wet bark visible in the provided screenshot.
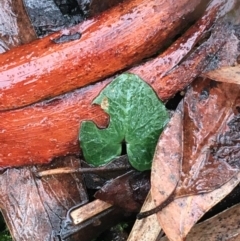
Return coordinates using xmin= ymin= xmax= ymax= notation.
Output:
xmin=0 ymin=0 xmax=234 ymax=168
xmin=0 ymin=0 xmax=207 ymax=110
xmin=0 ymin=4 xmax=88 ymax=241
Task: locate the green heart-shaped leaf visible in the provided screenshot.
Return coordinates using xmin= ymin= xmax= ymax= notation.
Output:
xmin=79 ymin=73 xmax=169 ymax=171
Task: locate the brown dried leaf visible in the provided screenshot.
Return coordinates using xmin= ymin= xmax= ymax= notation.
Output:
xmin=204 ymin=64 xmax=240 ymax=85
xmin=154 ymin=174 xmax=240 ymax=241
xmin=151 ymin=78 xmax=240 ymax=241
xmin=160 ymin=202 xmax=240 ymax=241
xmin=176 ymin=78 xmax=240 ymax=196
xmin=151 ymin=102 xmax=183 ymax=206
xmin=95 ymin=171 xmax=150 ymax=212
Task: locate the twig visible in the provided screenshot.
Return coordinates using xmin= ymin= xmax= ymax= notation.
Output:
xmin=69 ymin=199 xmax=112 ymax=225
xmin=36 ymin=165 xmax=130 ymax=178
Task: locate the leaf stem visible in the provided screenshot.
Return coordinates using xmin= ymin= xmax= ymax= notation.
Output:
xmin=137 ymin=185 xmax=177 ymax=219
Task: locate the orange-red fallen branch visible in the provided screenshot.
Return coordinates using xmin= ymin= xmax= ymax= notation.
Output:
xmin=0 ymin=0 xmax=206 ymax=111
xmin=0 ymin=0 xmax=232 ymax=168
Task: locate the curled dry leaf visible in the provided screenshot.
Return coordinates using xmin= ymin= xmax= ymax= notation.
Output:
xmin=95 ymin=170 xmax=150 ymax=212
xmin=204 ymin=64 xmax=240 ymax=85
xmin=151 ymin=77 xmax=240 ymax=241
xmin=160 ymin=203 xmax=240 ymax=241
xmin=176 ymin=78 xmax=240 ymax=196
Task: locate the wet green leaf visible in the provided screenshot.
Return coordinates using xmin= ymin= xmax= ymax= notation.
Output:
xmin=0 ymin=214 xmax=11 ymax=241
xmin=79 ymin=73 xmax=169 ymax=171
xmin=0 ymin=230 xmax=12 ymax=241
